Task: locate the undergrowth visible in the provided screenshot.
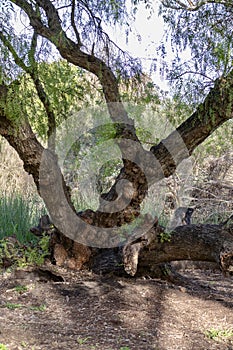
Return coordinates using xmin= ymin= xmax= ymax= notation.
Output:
xmin=0 ymin=191 xmax=49 ymax=269
xmin=0 ymin=234 xmax=50 ymax=269
xmin=0 ymin=192 xmax=45 ymax=243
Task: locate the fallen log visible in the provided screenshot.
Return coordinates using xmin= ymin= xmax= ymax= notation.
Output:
xmin=123 ymin=221 xmax=233 ymax=277
xmin=90 ymin=221 xmax=233 ymax=277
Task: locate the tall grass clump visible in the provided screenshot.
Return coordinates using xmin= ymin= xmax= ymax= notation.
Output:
xmin=0 ymin=137 xmax=47 ymax=243
xmin=0 ymin=192 xmax=46 ymax=243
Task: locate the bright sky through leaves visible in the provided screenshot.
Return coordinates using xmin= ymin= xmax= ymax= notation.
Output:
xmin=103 ymin=1 xmax=174 ymax=91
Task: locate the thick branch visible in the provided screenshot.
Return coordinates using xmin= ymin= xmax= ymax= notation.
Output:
xmin=100 ymin=222 xmax=233 ymax=276
xmin=150 ymin=71 xmax=233 ymax=177
xmin=0 ymin=84 xmax=65 ymax=201
xmin=139 ymin=223 xmax=233 ymax=275
xmin=0 ymin=112 xmax=43 ymax=189
xmin=30 ymin=70 xmax=56 ymax=151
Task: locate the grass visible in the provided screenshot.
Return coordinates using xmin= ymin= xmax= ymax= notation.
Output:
xmin=205 ymin=328 xmax=233 ymax=342
xmin=77 ymin=337 xmax=91 ymax=345
xmin=1 ymin=302 xmax=47 ymax=312
xmin=29 ymin=304 xmax=47 ymax=312
xmin=0 ymin=191 xmax=50 ymax=269
xmin=0 ymin=192 xmax=46 ymax=243
xmin=0 ymin=345 xmax=9 ymax=350
xmin=14 ymin=285 xmax=28 ymax=293
xmin=4 ymin=302 xmax=24 ymax=310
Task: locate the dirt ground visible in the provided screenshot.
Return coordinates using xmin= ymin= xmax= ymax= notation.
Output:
xmin=0 ymin=265 xmax=233 ymax=350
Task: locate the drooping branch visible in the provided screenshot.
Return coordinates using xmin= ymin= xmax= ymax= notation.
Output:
xmin=28 ymin=31 xmax=56 ymax=151
xmin=0 ymin=30 xmax=57 ymax=151
xmin=161 ymin=0 xmax=232 ymax=11
xmin=71 ymin=0 xmax=82 ymax=47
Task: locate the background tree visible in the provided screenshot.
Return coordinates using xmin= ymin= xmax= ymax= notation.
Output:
xmin=0 ymin=0 xmax=232 ymax=275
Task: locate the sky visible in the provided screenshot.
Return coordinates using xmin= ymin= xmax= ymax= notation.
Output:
xmin=107 ymin=1 xmax=171 ymax=91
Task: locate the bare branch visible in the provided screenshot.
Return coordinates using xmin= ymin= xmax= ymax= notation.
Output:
xmin=174 ymin=70 xmax=215 ymax=81
xmin=11 ymin=0 xmax=52 ymax=37
xmin=35 ymin=0 xmax=62 ymax=32
xmin=71 ymin=0 xmax=82 ymax=46
xmin=161 ymin=0 xmax=232 ymax=11
xmin=0 ymin=30 xmax=28 ymax=71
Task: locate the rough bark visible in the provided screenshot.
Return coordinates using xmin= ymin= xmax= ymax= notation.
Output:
xmin=0 ymin=115 xmax=43 ymax=190
xmin=90 ymin=221 xmax=233 ymax=277
xmin=150 ymin=71 xmax=233 ymax=177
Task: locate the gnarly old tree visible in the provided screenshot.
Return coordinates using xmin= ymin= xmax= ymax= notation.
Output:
xmin=0 ymin=0 xmax=232 ymax=276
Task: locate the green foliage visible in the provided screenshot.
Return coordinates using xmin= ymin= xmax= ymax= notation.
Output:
xmin=5 ymin=61 xmax=103 ymax=141
xmin=0 ymin=192 xmax=45 ymax=242
xmin=194 ymin=119 xmax=233 ymax=158
xmin=1 ymin=302 xmax=46 ymax=312
xmin=205 ymin=328 xmax=233 ymax=342
xmin=14 ymin=285 xmax=28 ymax=293
xmin=0 ymin=233 xmax=50 ymax=269
xmin=0 ymin=345 xmax=9 ymax=350
xmin=159 ymin=231 xmax=171 ymax=243
xmin=29 ymin=304 xmax=46 ymax=312
xmin=4 ymin=302 xmax=23 ymax=310
xmin=87 ymin=0 xmax=127 ymax=24
xmin=77 ymin=337 xmax=91 ymax=345
xmin=159 ymin=1 xmax=233 ymax=103
xmin=19 ymin=236 xmax=50 ymax=267
xmin=152 ymin=92 xmax=232 ymax=159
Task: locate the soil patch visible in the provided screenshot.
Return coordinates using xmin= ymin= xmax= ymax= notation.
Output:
xmin=0 ymin=266 xmax=233 ymax=350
